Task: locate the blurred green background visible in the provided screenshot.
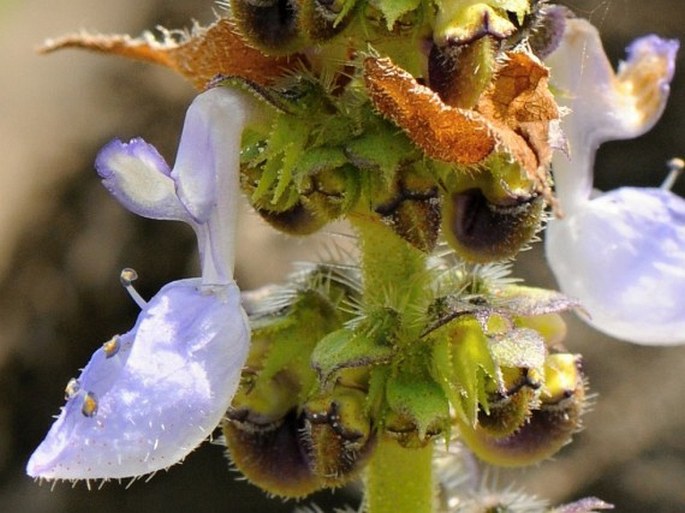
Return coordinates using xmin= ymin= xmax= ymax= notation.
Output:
xmin=0 ymin=1 xmax=683 ymax=512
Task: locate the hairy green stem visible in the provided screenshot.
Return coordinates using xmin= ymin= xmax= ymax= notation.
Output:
xmin=365 ymin=437 xmax=435 ymax=513
xmin=351 ymin=214 xmax=428 ymax=325
xmin=352 ymin=214 xmax=435 ymax=513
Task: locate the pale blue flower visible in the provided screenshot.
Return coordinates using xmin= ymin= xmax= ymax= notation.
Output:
xmin=545 ymin=17 xmax=683 ymax=345
xmin=27 ymin=87 xmax=257 ymax=479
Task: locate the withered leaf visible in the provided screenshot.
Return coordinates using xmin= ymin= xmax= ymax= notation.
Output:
xmin=477 ymin=51 xmax=560 ymax=175
xmin=364 ymin=53 xmax=560 ymax=198
xmin=40 ymin=17 xmax=299 ymax=89
xmin=553 ymin=497 xmax=614 ymax=513
xmin=363 ymin=56 xmax=497 ymax=166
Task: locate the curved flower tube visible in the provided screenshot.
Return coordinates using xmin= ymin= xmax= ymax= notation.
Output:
xmin=544 ymin=17 xmax=683 ymax=345
xmin=27 ymin=87 xmax=257 ymax=479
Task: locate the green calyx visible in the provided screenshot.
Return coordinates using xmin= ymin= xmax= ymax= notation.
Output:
xmin=228 ymin=217 xmax=583 ymax=498
xmin=433 ymin=0 xmax=531 ymax=45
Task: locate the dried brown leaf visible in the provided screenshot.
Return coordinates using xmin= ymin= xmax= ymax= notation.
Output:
xmin=362 ymin=55 xmax=540 ymax=177
xmin=553 ymin=497 xmax=614 ymax=513
xmin=477 ymin=51 xmax=560 ymax=174
xmin=40 ymin=17 xmax=299 ymax=89
xmin=363 ymin=56 xmax=496 ymax=165
xmin=479 ymin=52 xmax=556 ymax=124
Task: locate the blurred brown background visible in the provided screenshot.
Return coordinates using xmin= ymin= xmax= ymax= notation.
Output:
xmin=0 ymin=1 xmax=682 ymax=512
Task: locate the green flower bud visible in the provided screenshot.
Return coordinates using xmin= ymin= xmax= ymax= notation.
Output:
xmin=242 ymin=142 xmax=359 ymax=235
xmin=302 ymin=388 xmax=376 ymax=486
xmin=301 ymin=164 xmax=361 ymax=224
xmin=458 ymin=353 xmax=586 ymax=467
xmin=477 ymin=367 xmax=540 ymax=438
xmin=434 ymin=1 xmax=531 ymax=45
xmin=225 ymin=386 xmax=376 ymax=498
xmin=254 ymin=200 xmax=330 ymax=235
xmin=223 ymin=268 xmax=368 ymax=497
xmin=375 ymin=189 xmax=441 ymax=254
xmin=241 ymin=161 xmax=327 ymax=235
xmin=372 ymin=165 xmax=441 ymax=253
xmin=229 ymin=370 xmax=300 ymax=427
xmin=428 ymin=36 xmax=498 ymax=109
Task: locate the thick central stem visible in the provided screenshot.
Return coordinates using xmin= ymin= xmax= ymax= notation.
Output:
xmin=351 ymin=214 xmax=427 ymax=325
xmin=351 ymin=214 xmax=435 ymax=513
xmin=366 ymin=437 xmax=435 ymax=513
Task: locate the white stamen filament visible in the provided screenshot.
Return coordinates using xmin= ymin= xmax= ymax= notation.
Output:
xmin=660 ymin=157 xmax=684 ymax=190
xmin=120 ymin=268 xmax=147 ymax=309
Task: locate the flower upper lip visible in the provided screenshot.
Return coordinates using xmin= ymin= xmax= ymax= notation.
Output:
xmin=545 ymin=17 xmax=679 ymax=216
xmin=544 ymin=17 xmax=684 ymax=345
xmin=95 ymin=87 xmax=263 ymax=287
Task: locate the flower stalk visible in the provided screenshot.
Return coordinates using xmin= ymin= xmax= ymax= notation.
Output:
xmin=351 ymin=212 xmax=428 ymax=315
xmin=365 ymin=436 xmax=434 ymax=513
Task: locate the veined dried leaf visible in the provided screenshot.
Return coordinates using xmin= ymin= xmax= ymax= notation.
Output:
xmin=479 ymin=52 xmax=556 ymax=124
xmin=363 ymin=56 xmax=539 ymax=177
xmin=477 ymin=51 xmax=560 ymax=175
xmin=363 ymin=56 xmax=496 ymax=166
xmin=40 ymin=17 xmax=298 ymax=89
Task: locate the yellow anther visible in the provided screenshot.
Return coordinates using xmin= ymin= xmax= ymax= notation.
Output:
xmin=668 ymin=157 xmax=685 ymax=172
xmin=102 ymin=335 xmax=121 ymax=358
xmin=81 ymin=391 xmax=99 ymax=418
xmin=64 ymin=378 xmax=81 ymax=401
xmin=119 ymin=267 xmax=147 ymax=309
xmin=120 ymin=268 xmax=139 ymax=287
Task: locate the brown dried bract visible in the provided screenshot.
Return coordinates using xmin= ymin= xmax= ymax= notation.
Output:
xmin=363 ymin=53 xmax=559 ymax=195
xmin=363 ymin=56 xmax=496 ymax=166
xmin=477 ymin=51 xmax=559 ymax=175
xmin=39 ymin=17 xmax=299 ymax=89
